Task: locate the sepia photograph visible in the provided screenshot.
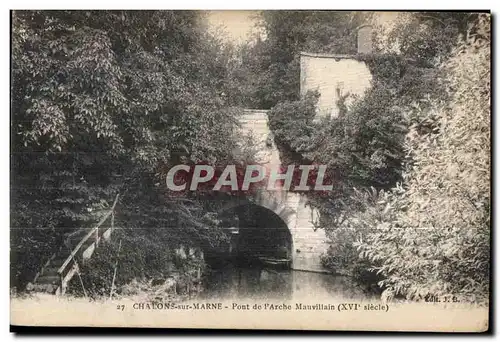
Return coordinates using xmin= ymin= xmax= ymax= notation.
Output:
xmin=9 ymin=9 xmax=491 ymax=332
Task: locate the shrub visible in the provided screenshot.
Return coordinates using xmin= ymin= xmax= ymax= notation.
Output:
xmin=355 ymin=14 xmax=490 ymax=303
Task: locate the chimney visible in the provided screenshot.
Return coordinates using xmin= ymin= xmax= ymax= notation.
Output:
xmin=357 ymin=25 xmax=373 ymax=54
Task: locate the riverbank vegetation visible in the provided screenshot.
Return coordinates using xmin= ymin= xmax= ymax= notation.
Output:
xmin=11 ymin=11 xmax=490 ymax=304
xmin=11 ymin=10 xmax=248 ymax=293
xmin=252 ymin=12 xmax=490 ymax=303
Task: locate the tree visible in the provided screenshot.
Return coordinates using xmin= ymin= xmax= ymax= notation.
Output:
xmin=235 ymin=11 xmax=370 ymax=108
xmin=379 ymin=12 xmax=479 ymax=65
xmin=260 ymin=12 xmax=489 ymax=303
xmin=354 ymin=14 xmax=490 ymax=303
xmin=11 ymin=10 xmax=244 ymax=290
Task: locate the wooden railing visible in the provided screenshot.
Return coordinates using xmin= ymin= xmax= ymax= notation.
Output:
xmin=33 ymin=248 xmax=59 ymax=284
xmin=56 ymin=194 xmax=119 ymax=295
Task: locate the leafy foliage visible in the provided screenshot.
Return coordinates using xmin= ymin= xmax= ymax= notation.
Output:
xmin=379 ymin=12 xmax=480 ymax=64
xmin=231 ymin=11 xmax=370 ymax=108
xmin=66 ymin=229 xmax=206 ymax=299
xmin=11 ymin=10 xmax=242 ymax=290
xmin=261 ymin=11 xmax=490 ymax=303
xmin=11 ymin=10 xmax=490 ymax=305
xmin=267 ymin=58 xmax=410 ymax=228
xmin=354 ymin=15 xmax=490 ymax=303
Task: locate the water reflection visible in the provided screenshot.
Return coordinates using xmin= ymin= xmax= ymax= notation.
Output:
xmin=202 ymin=265 xmax=371 ymax=301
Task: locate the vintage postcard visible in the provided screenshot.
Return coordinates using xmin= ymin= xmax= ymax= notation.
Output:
xmin=10 ymin=10 xmax=491 ymax=332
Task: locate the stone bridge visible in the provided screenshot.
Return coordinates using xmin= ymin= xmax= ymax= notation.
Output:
xmin=31 ymin=29 xmax=375 ymax=294
xmin=236 ymin=109 xmax=328 ymax=273
xmin=234 ymin=29 xmax=374 ymax=271
xmin=236 ymin=37 xmax=373 ymax=271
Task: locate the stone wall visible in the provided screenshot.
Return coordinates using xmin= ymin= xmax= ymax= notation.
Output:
xmin=357 ymin=25 xmax=373 ymax=54
xmin=300 ymin=52 xmax=372 ymax=119
xmin=238 ymin=109 xmax=280 ymax=166
xmin=288 ymin=193 xmax=328 ymax=272
xmin=238 ymin=109 xmax=329 ymax=273
xmin=236 ymin=28 xmax=375 ymax=272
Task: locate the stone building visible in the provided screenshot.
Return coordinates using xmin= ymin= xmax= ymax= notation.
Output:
xmin=300 ymin=25 xmax=374 ymax=119
xmin=234 ymin=25 xmax=376 ymax=273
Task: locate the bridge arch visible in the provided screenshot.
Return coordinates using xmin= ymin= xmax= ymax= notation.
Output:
xmin=215 ymin=189 xmax=327 ymax=273
xmin=217 ymin=191 xmax=294 ymax=224
xmin=235 ymin=109 xmax=330 ymax=273
xmin=234 ymin=203 xmax=293 ymax=265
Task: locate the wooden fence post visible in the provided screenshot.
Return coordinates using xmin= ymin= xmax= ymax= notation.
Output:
xmin=109 ymin=239 xmax=122 ymax=300
xmin=49 ymin=193 xmax=120 ymax=297
xmin=59 ymin=273 xmax=65 ymax=296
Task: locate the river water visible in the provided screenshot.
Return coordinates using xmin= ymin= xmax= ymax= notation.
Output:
xmin=200 ymin=265 xmax=372 ymax=302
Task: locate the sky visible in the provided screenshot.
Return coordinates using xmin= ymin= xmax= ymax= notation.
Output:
xmin=205 ymin=10 xmax=260 ymax=44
